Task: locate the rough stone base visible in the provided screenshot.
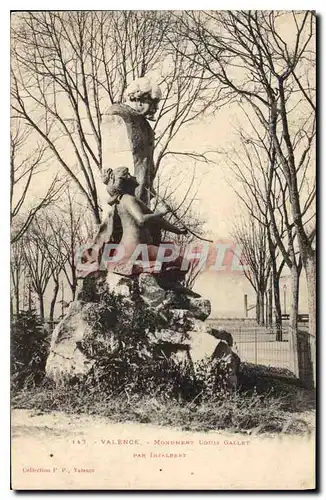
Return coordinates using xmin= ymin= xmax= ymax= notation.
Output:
xmin=46 ymin=273 xmax=240 ymax=390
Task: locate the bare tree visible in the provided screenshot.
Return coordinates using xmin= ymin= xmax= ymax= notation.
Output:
xmin=34 ymin=215 xmax=70 ymax=322
xmin=10 ymin=237 xmax=25 ymax=315
xmin=173 ymin=10 xmax=316 ymax=339
xmin=21 ymin=217 xmax=58 ymax=322
xmin=227 ymin=121 xmax=307 ymax=339
xmin=11 ymin=11 xmax=220 ymax=225
xmin=10 ymin=119 xmax=61 ymax=243
xmin=46 ymin=188 xmax=96 ymax=302
xmin=232 ymin=218 xmax=271 ymax=325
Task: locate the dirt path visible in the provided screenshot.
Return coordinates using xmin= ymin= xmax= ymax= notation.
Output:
xmin=11 ymin=409 xmax=315 ymax=490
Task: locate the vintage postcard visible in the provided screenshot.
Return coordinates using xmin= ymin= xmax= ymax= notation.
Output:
xmin=10 ymin=10 xmax=316 ymax=490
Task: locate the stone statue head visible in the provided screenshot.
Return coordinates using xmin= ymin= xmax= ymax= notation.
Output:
xmin=102 ymin=167 xmax=139 ymax=204
xmin=124 ymin=77 xmax=162 ymax=121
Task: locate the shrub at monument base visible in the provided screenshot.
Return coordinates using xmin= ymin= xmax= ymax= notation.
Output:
xmin=11 ymin=310 xmax=50 ymax=389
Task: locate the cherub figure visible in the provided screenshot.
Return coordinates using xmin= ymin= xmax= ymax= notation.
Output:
xmin=83 ymin=167 xmax=188 ymax=283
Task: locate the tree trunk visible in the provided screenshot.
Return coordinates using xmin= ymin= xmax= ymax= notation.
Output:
xmin=304 ymin=254 xmax=316 ymax=338
xmin=256 ymin=290 xmax=265 ymax=326
xmin=49 ymin=280 xmax=59 ymax=323
xmin=304 ymin=253 xmax=316 ymax=386
xmin=259 ymin=290 xmax=265 ymax=326
xmin=38 ymin=294 xmax=45 ymax=322
xmin=290 ymin=265 xmax=299 ymax=330
xmin=70 ymin=250 xmax=78 ymax=300
xmin=268 ymin=275 xmax=273 ymax=328
xmin=71 ymin=279 xmax=77 ymax=301
xmin=28 ymin=284 xmax=32 ymax=311
xmin=15 ymin=286 xmax=20 ymax=315
xmin=274 ymin=273 xmax=282 ymax=341
xmin=265 ymin=289 xmax=272 ymax=327
xmin=289 ymin=265 xmax=300 ymax=377
xmin=265 ymin=291 xmax=268 ymax=326
xmin=256 ymin=292 xmax=260 ymax=324
xmin=93 ymin=205 xmax=101 ymax=225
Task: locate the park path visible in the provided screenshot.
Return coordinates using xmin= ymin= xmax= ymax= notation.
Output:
xmin=11 ymin=409 xmax=315 ymax=490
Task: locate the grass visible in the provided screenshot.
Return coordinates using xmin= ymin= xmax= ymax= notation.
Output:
xmin=11 ymin=363 xmax=315 ymax=436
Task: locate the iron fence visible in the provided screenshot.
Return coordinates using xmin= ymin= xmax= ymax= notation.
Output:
xmin=208 ymin=319 xmax=316 ymax=388
xmin=232 ymin=326 xmax=291 ymax=370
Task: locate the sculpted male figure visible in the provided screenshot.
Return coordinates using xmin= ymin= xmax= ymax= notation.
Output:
xmin=101 ymin=77 xmax=161 ymax=206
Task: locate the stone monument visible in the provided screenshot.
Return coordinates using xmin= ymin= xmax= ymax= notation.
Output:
xmin=45 ymin=77 xmax=240 ymax=394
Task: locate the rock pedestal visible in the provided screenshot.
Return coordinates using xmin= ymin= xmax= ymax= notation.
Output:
xmin=46 ymin=272 xmax=240 ymax=391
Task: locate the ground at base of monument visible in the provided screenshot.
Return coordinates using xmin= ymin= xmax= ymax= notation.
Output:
xmin=12 ymin=365 xmax=315 ymax=436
